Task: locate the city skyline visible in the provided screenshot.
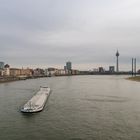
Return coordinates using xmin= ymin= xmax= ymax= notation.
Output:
xmin=0 ymin=0 xmax=140 ymax=70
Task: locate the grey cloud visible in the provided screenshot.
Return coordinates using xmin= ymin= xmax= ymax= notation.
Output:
xmin=0 ymin=0 xmax=140 ymax=70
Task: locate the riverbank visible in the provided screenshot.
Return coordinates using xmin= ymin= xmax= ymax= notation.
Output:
xmin=0 ymin=76 xmax=48 ymax=83
xmin=0 ymin=74 xmax=137 ymax=84
xmin=0 ymin=77 xmax=19 ymax=83
xmin=127 ymin=76 xmax=140 ymax=82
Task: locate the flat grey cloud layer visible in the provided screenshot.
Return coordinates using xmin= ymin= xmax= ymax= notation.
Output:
xmin=0 ymin=0 xmax=140 ymax=70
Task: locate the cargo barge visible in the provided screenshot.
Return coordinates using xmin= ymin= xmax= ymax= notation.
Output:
xmin=21 ymin=87 xmax=51 ymax=113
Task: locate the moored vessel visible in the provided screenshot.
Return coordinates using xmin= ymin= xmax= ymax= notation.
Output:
xmin=21 ymin=86 xmax=51 ymax=113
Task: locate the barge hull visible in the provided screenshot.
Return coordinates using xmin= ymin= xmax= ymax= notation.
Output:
xmin=21 ymin=87 xmax=50 ymax=113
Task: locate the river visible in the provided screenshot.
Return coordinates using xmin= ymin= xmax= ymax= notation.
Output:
xmin=0 ymin=75 xmax=140 ymax=140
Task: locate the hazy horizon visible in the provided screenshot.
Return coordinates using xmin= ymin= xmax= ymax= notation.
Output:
xmin=0 ymin=0 xmax=140 ymax=70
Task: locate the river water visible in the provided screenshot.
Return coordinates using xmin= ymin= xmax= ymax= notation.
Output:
xmin=0 ymin=75 xmax=140 ymax=140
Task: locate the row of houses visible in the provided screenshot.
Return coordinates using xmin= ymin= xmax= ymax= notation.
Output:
xmin=46 ymin=68 xmax=79 ymax=76
xmin=0 ymin=65 xmax=33 ymax=77
xmin=0 ymin=64 xmax=79 ymax=77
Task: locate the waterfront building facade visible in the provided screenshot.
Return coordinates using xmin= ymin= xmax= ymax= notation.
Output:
xmin=66 ymin=61 xmax=72 ymax=70
xmin=33 ymin=68 xmax=44 ymax=77
xmin=0 ymin=70 xmax=4 ymax=76
xmin=20 ymin=68 xmax=33 ymax=77
xmin=99 ymin=67 xmax=104 ymax=73
xmin=4 ymin=64 xmax=10 ymax=76
xmin=55 ymin=69 xmax=66 ymax=76
xmin=109 ymin=66 xmax=115 ymax=73
xmin=47 ymin=68 xmax=58 ymax=76
xmin=10 ymin=68 xmax=21 ymax=77
xmin=71 ymin=69 xmax=80 ymax=75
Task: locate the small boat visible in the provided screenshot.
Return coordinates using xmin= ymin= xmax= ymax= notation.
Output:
xmin=21 ymin=86 xmax=51 ymax=113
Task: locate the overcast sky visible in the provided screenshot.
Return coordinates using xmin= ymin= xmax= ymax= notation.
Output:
xmin=0 ymin=0 xmax=140 ymax=70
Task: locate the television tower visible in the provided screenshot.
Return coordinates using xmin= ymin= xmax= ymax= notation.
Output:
xmin=116 ymin=50 xmax=120 ymax=72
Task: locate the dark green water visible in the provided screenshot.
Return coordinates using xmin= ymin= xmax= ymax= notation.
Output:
xmin=0 ymin=75 xmax=140 ymax=140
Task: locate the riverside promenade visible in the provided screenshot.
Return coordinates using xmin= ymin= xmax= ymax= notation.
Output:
xmin=0 ymin=76 xmax=47 ymax=83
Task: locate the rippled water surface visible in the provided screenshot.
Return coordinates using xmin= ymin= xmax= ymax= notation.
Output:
xmin=0 ymin=75 xmax=140 ymax=140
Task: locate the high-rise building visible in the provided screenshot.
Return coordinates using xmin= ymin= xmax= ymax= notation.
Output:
xmin=109 ymin=66 xmax=115 ymax=73
xmin=66 ymin=61 xmax=72 ymax=70
xmin=0 ymin=62 xmax=4 ymax=69
xmin=99 ymin=67 xmax=104 ymax=73
xmin=116 ymin=50 xmax=120 ymax=72
xmin=64 ymin=66 xmax=67 ymax=70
